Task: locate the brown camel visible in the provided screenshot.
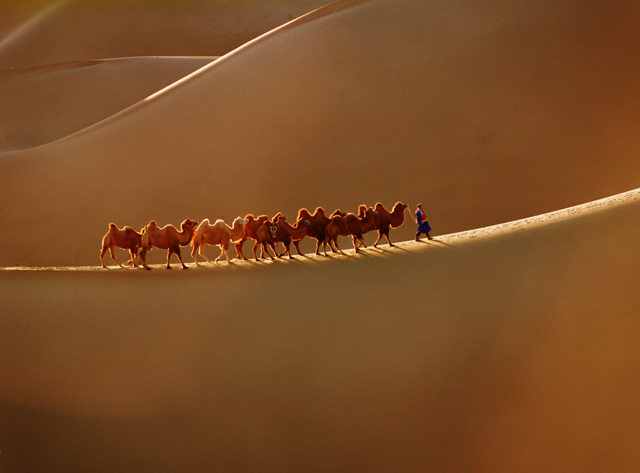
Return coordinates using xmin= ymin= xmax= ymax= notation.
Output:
xmin=235 ymin=214 xmax=276 ymax=262
xmin=372 ymin=201 xmax=409 ymax=247
xmin=324 ymin=205 xmax=376 ymax=255
xmin=139 ymin=218 xmax=198 ymax=269
xmin=255 ymin=214 xmax=310 ymax=260
xmin=100 ymin=223 xmax=144 ymax=268
xmin=191 ymin=216 xmax=247 ymax=265
xmin=292 ymin=207 xmax=347 ymax=256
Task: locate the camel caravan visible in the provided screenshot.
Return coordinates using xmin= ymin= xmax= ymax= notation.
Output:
xmin=100 ymin=201 xmax=410 ymax=269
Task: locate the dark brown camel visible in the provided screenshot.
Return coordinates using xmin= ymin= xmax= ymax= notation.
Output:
xmin=324 ymin=205 xmax=376 ymax=255
xmin=255 ymin=214 xmax=310 ymax=259
xmin=139 ymin=218 xmax=198 ymax=269
xmin=292 ymin=207 xmax=345 ymax=256
xmin=100 ymin=223 xmax=143 ymax=268
xmin=371 ymin=201 xmax=409 ymax=247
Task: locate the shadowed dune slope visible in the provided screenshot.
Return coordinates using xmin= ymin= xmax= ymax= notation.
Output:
xmin=0 ymin=57 xmax=214 ymax=153
xmin=0 ymin=0 xmax=328 ymax=68
xmin=2 ymin=0 xmax=640 ymax=267
xmin=1 ymin=190 xmax=640 ymax=473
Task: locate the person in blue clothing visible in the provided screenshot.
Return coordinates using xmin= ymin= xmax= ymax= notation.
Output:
xmin=415 ymin=203 xmax=433 ymax=241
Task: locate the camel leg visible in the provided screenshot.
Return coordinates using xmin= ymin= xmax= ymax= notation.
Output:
xmin=332 ymin=237 xmax=345 ymax=255
xmin=252 ymin=241 xmax=261 ymax=261
xmin=128 ymin=249 xmax=139 ymax=267
xmin=322 ymin=237 xmax=332 ymax=256
xmin=385 ymin=234 xmax=394 ymax=247
xmin=140 ymin=248 xmax=151 ymax=270
xmin=106 ymin=246 xmax=124 ymax=268
xmin=199 ymin=245 xmax=213 ymax=264
xmin=373 ymin=231 xmax=384 ymax=248
xmin=174 ymin=247 xmax=188 ymax=269
xmin=166 ymin=249 xmax=174 ymax=269
xmin=325 ymin=237 xmax=338 ymax=255
xmin=351 ymin=236 xmax=361 ymax=253
xmin=283 ymin=240 xmax=293 ymax=259
xmin=262 ymin=242 xmax=275 ymax=260
xmin=236 ymin=240 xmax=247 ymax=261
xmin=100 ymin=249 xmax=108 ymax=268
xmin=216 ymin=243 xmax=230 ymax=264
xmin=293 ymin=240 xmax=304 ymax=256
xmin=191 ymin=243 xmax=200 ymax=266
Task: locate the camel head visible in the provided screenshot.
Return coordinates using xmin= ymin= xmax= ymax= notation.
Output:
xmin=394 ymin=201 xmax=409 ymax=213
xmin=232 ymin=216 xmax=248 ymax=228
xmin=143 ymin=220 xmax=157 ymax=233
xmin=182 ymin=219 xmax=199 ymax=235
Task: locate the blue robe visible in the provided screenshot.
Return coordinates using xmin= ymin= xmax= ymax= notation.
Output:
xmin=416 ymin=209 xmax=431 ymax=233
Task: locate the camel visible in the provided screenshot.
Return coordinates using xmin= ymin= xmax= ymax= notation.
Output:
xmin=100 ymin=223 xmax=144 ymax=268
xmin=235 ymin=214 xmax=277 ymax=262
xmin=292 ymin=207 xmax=346 ymax=256
xmin=324 ymin=205 xmax=376 ymax=255
xmin=371 ymin=201 xmax=409 ymax=247
xmin=139 ymin=218 xmax=198 ymax=269
xmin=255 ymin=214 xmax=310 ymax=260
xmin=191 ymin=216 xmax=247 ymax=265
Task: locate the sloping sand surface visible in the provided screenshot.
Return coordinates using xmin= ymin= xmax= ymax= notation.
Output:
xmin=2 ymin=190 xmax=640 ymax=472
xmin=0 ymin=0 xmax=328 ymax=68
xmin=0 ymin=57 xmax=214 ymax=153
xmin=2 ymin=0 xmax=640 ymax=471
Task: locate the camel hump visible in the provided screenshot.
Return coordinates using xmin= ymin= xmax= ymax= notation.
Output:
xmin=297 ymin=208 xmax=311 ymax=220
xmin=108 ymin=223 xmax=118 ymax=230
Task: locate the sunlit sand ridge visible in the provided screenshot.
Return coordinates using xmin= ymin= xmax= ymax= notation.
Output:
xmin=1 ymin=0 xmax=640 ymax=472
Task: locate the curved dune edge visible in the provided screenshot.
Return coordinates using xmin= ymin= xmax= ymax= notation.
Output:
xmin=39 ymin=0 xmax=368 ymax=145
xmin=2 ymin=187 xmax=638 ymax=272
xmin=0 ymin=56 xmax=216 ymax=154
xmin=0 ymin=0 xmax=330 ymax=69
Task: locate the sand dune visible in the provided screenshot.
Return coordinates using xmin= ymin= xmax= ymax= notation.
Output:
xmin=0 ymin=57 xmax=214 ymax=153
xmin=2 ymin=0 xmax=640 ymax=472
xmin=0 ymin=0 xmax=328 ymax=68
xmin=2 ymin=190 xmax=640 ymax=472
xmin=2 ymin=0 xmax=640 ymax=266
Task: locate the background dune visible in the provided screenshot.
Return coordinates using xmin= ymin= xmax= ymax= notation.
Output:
xmin=0 ymin=0 xmax=328 ymax=68
xmin=0 ymin=57 xmax=214 ymax=153
xmin=1 ymin=0 xmax=640 ymax=472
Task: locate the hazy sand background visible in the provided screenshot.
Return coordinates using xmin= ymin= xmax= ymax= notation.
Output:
xmin=1 ymin=0 xmax=640 ymax=472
